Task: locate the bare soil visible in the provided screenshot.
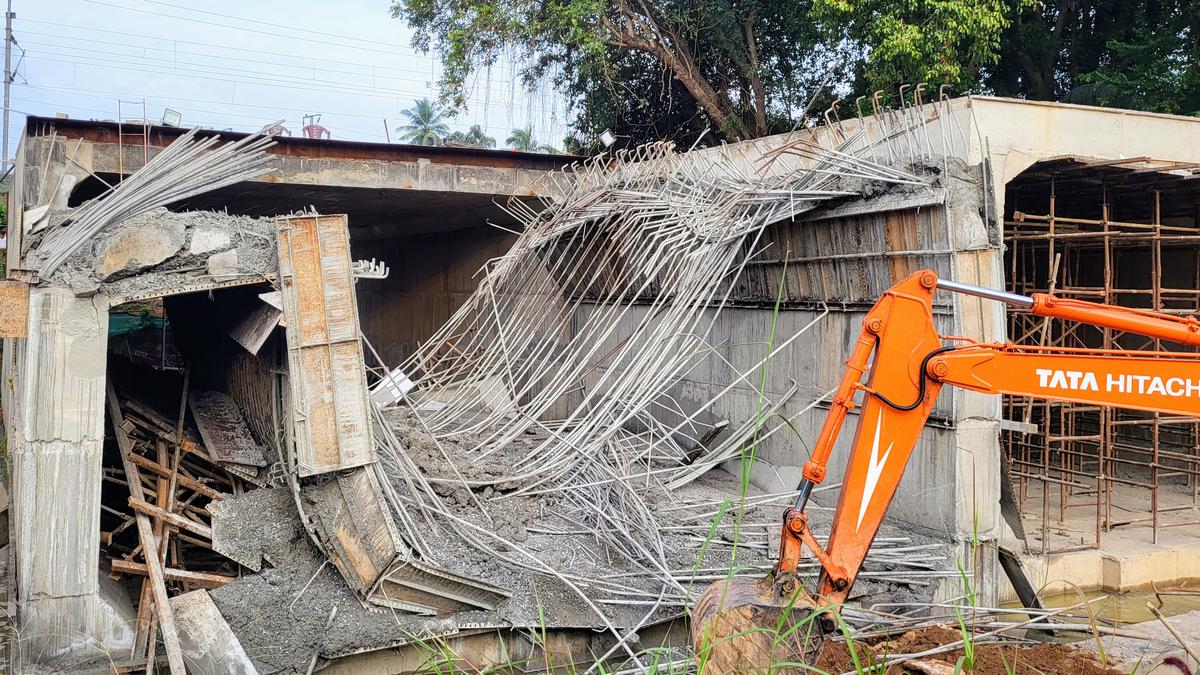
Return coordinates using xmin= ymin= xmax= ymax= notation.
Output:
xmin=813 ymin=626 xmax=1124 ymax=674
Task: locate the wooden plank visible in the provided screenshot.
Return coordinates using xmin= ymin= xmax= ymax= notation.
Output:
xmin=188 ymin=390 xmax=267 ymax=467
xmin=0 ymin=281 xmax=29 ymax=337
xmin=106 ymin=384 xmax=187 ymax=675
xmin=110 ymin=560 xmax=235 ymax=589
xmin=128 ymin=498 xmax=213 ymax=539
xmin=127 ymin=453 xmax=222 ymax=500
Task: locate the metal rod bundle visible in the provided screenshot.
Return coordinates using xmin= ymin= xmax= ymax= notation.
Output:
xmin=34 ymin=128 xmax=276 ymax=275
xmin=368 ymin=124 xmax=942 ymax=644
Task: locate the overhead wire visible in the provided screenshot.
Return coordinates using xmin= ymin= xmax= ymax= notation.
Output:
xmin=19 ymin=21 xmax=438 ymax=73
xmin=22 ymin=46 xmax=565 ymax=117
xmin=139 ymin=0 xmax=432 ymax=52
xmin=12 ymin=5 xmax=572 ymax=150
xmin=79 ymin=0 xmax=430 ymax=58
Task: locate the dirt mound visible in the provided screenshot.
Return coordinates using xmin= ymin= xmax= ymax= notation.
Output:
xmin=814 ymin=625 xmax=1123 ymax=674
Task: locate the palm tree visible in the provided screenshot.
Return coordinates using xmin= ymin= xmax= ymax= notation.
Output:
xmin=506 ymin=127 xmax=537 ymax=152
xmin=443 ymin=130 xmax=471 ymax=146
xmin=445 ymin=124 xmax=497 ymax=149
xmin=467 ymin=125 xmax=497 ymax=148
xmin=507 ymin=127 xmax=561 ymax=154
xmin=397 ymin=98 xmax=450 ymax=146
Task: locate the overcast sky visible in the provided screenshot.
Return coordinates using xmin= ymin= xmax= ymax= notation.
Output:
xmin=6 ymin=0 xmax=571 ymax=159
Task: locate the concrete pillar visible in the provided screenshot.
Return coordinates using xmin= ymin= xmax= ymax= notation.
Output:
xmin=3 ymin=287 xmax=127 ymax=666
xmin=942 ymin=161 xmax=1007 ymax=608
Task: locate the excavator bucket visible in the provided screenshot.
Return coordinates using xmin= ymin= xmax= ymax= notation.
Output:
xmin=690 ymin=573 xmax=825 ymax=673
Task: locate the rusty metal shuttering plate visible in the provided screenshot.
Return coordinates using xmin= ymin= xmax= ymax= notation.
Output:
xmin=277 ymin=214 xmax=375 ymax=476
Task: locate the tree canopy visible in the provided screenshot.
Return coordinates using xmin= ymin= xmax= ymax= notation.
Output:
xmin=391 ymin=0 xmax=1200 ymax=149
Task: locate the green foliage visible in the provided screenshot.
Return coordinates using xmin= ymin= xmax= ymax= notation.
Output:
xmin=396 ymin=97 xmax=451 ymax=145
xmin=1084 ymin=24 xmax=1200 ymax=114
xmin=445 ymin=124 xmax=498 ymax=148
xmin=985 ymin=0 xmax=1200 ymax=115
xmin=813 ymin=0 xmax=1028 ymax=93
xmin=392 ymin=0 xmax=840 ymax=145
xmin=505 ymin=126 xmax=536 ymax=151
xmin=505 ymin=127 xmax=558 ymax=153
xmin=393 ymin=0 xmax=1200 ymax=151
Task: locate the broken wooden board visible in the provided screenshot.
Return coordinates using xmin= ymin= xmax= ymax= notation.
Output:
xmin=276 ymin=214 xmax=374 ymax=476
xmin=0 ymin=280 xmax=29 ymax=337
xmin=188 ymin=390 xmax=268 ymax=468
xmin=228 ymin=301 xmax=282 ymax=355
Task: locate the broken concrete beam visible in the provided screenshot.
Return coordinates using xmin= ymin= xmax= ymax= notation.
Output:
xmin=188 ymin=227 xmax=234 ymax=256
xmin=170 ymin=590 xmax=259 ymax=675
xmin=95 ymin=214 xmax=186 ymax=280
xmin=207 ymin=249 xmax=240 ymax=281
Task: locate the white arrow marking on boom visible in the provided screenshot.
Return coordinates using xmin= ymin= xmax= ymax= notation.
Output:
xmin=857 ymin=414 xmax=893 ymax=531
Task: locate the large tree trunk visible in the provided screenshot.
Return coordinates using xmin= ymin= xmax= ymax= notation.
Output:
xmin=745 ymin=19 xmax=768 ymax=137
xmin=660 ymin=47 xmax=747 ymax=138
xmin=603 ymin=1 xmax=749 ymax=139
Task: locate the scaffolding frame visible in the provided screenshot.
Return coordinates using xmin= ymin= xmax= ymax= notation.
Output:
xmin=1003 ymin=164 xmax=1200 ymax=552
xmin=117 ymin=98 xmax=150 ymax=181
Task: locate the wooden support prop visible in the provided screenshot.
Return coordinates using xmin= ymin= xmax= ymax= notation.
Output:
xmin=128 ymin=498 xmax=213 ymax=539
xmin=111 ymin=560 xmax=235 ymax=589
xmin=127 ymin=453 xmax=222 ymax=500
xmin=144 ymin=438 xmax=171 ymax=672
xmin=106 ymin=384 xmax=188 ymax=675
xmin=0 ymin=280 xmax=30 ymax=338
xmin=176 ymin=533 xmax=215 ymax=550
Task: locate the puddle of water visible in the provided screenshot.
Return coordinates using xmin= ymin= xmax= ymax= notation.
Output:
xmin=1003 ymin=581 xmax=1200 ymax=627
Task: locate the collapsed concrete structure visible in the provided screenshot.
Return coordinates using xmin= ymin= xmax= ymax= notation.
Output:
xmin=1 ymin=96 xmax=1200 ymax=672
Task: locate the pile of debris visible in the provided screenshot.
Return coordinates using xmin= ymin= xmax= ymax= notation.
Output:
xmin=102 ymin=378 xmax=267 ymax=672
xmin=349 ymin=132 xmax=958 ymax=670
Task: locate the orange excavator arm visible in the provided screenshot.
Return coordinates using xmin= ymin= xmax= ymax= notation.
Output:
xmin=781 ymin=269 xmax=1200 ymax=607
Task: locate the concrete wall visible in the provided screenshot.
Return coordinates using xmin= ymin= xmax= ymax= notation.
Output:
xmin=353 ymin=227 xmax=516 ymax=368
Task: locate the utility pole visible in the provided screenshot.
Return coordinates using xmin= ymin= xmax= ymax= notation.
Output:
xmin=3 ymin=0 xmax=12 ymax=168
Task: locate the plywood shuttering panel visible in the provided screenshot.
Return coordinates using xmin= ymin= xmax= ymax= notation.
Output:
xmin=278 ymin=215 xmax=375 ymax=476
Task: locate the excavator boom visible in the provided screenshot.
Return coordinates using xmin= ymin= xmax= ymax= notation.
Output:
xmin=692 ymin=269 xmax=1200 ymax=672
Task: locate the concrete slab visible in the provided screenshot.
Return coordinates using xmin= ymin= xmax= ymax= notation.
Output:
xmin=171 ymin=590 xmax=258 ymax=675
xmin=95 ymin=216 xmax=186 ymax=280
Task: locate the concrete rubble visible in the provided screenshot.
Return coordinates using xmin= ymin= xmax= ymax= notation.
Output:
xmin=169 ymin=590 xmax=257 ymax=675
xmin=37 ymin=207 xmax=278 ymax=298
